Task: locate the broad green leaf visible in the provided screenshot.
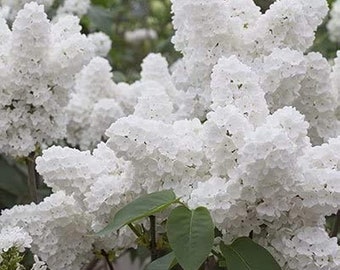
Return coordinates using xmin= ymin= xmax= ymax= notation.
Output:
xmin=167 ymin=206 xmax=214 ymax=270
xmin=97 ymin=190 xmax=177 ymax=235
xmin=145 ymin=252 xmax=176 ymax=270
xmin=220 ymin=237 xmax=281 ymax=270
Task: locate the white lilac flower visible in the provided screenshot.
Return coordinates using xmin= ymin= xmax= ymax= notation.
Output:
xmin=0 ymin=3 xmax=96 ymax=157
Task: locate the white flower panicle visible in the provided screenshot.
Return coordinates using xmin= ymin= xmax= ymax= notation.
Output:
xmin=29 ymin=143 xmax=137 ymax=268
xmin=0 ymin=3 xmax=96 ymax=157
xmin=0 ymin=192 xmax=94 ymax=270
xmin=66 ymin=57 xmax=129 ymax=149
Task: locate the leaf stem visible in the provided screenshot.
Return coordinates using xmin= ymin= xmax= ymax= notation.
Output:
xmin=149 ymin=215 xmax=157 ymax=261
xmin=26 ymin=152 xmax=38 ymax=203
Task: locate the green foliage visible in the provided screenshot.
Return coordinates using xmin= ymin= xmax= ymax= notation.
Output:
xmin=166 ymin=206 xmax=215 ymax=270
xmin=96 ymin=190 xmax=282 ymax=270
xmin=97 ymin=190 xmax=178 ymax=235
xmin=0 ymin=155 xmax=52 ymax=211
xmin=0 ymin=156 xmax=30 ymax=209
xmin=145 ymin=252 xmax=176 ymax=270
xmin=220 ymin=237 xmax=281 ymax=270
xmin=0 ymin=247 xmax=24 ymax=270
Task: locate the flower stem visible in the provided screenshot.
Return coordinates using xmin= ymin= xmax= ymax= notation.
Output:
xmin=26 ymin=152 xmax=38 ymax=203
xmin=149 ymin=215 xmax=157 ymax=261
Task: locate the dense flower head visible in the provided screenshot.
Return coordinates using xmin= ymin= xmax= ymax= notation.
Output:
xmin=0 ymin=2 xmax=97 ymax=157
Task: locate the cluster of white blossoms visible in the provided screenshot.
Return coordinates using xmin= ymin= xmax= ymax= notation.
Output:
xmin=0 ymin=2 xmax=113 ymax=157
xmin=1 ymin=143 xmax=137 ymax=270
xmin=0 ymin=0 xmax=340 ymax=270
xmin=66 ymin=55 xmax=146 ymax=149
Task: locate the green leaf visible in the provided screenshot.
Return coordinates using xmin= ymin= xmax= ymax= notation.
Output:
xmin=167 ymin=206 xmax=214 ymax=270
xmin=145 ymin=252 xmax=176 ymax=270
xmin=97 ymin=190 xmax=177 ymax=235
xmin=220 ymin=237 xmax=281 ymax=270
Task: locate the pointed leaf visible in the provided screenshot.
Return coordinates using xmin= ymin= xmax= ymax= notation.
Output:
xmin=145 ymin=252 xmax=176 ymax=270
xmin=220 ymin=237 xmax=281 ymax=270
xmin=167 ymin=206 xmax=214 ymax=270
xmin=97 ymin=190 xmax=177 ymax=235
